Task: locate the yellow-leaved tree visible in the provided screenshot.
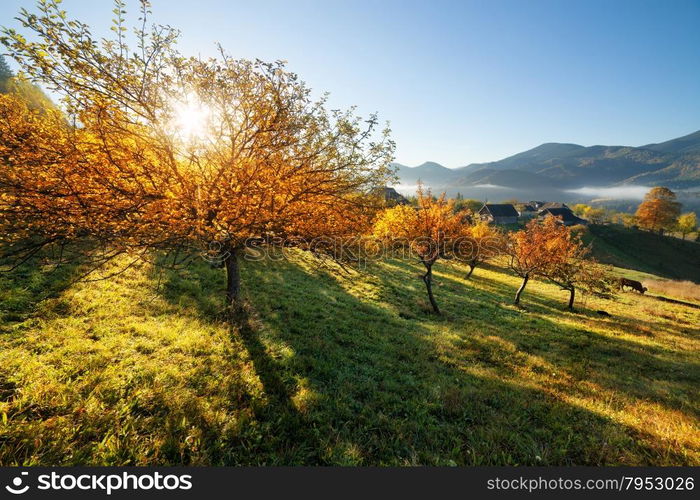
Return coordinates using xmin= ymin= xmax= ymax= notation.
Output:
xmin=0 ymin=0 xmax=395 ymax=307
xmin=454 ymin=221 xmax=503 ymax=279
xmin=677 ymin=212 xmax=697 ymax=240
xmin=373 ymin=186 xmax=466 ymax=314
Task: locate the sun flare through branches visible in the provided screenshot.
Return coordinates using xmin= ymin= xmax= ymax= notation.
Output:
xmin=171 ymin=93 xmax=212 ymax=142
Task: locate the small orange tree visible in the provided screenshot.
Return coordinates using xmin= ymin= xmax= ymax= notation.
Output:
xmin=454 ymin=221 xmax=503 ymax=279
xmin=505 ymin=217 xmax=567 ymax=306
xmin=373 ymin=186 xmax=465 ymax=314
xmin=540 ymin=227 xmax=604 ymax=310
xmin=0 ymin=1 xmax=395 ymax=307
xmin=635 ymin=187 xmax=681 ymax=234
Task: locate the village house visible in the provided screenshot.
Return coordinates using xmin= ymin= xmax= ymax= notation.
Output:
xmin=516 ymin=203 xmax=538 ymax=219
xmin=538 ymin=207 xmax=588 ymax=226
xmin=478 ymin=203 xmax=519 ymax=225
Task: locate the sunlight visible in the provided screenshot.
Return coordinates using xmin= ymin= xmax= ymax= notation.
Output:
xmin=171 ymin=93 xmax=211 ymax=141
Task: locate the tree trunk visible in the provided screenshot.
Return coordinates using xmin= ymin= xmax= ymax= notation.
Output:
xmin=224 ymin=248 xmax=241 ymax=307
xmin=466 ymin=261 xmax=476 ymax=279
xmin=567 ymin=286 xmax=575 ymax=310
xmin=514 ymin=273 xmax=529 ymax=305
xmin=422 ymin=262 xmax=441 ymax=314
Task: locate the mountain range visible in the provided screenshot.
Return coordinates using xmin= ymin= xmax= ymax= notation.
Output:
xmin=393 ymin=129 xmax=700 ymax=192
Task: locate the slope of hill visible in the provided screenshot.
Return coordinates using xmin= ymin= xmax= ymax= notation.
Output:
xmin=396 ymin=130 xmax=700 ymax=191
xmin=626 ymin=155 xmax=700 ymax=188
xmin=1 ymin=250 xmax=698 ymax=465
xmin=584 ymin=224 xmax=700 ymax=282
xmin=462 ymin=142 xmax=586 ymax=172
xmin=643 ymin=130 xmax=700 ymax=155
xmin=455 ymin=168 xmax=557 ymax=188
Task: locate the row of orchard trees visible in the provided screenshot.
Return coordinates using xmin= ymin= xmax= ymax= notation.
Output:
xmin=0 ymin=1 xmax=607 ymax=316
xmin=373 ymin=188 xmax=608 ymax=314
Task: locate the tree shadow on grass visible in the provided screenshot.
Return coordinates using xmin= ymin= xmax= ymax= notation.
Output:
xmin=446 ymin=264 xmax=700 ymax=425
xmin=156 ymin=254 xmax=695 ymax=465
xmin=232 ymin=305 xmax=325 ymax=464
xmin=375 ymin=258 xmax=579 ymax=324
xmin=0 ymin=249 xmax=85 ymax=328
xmin=441 ymin=261 xmax=698 ymax=414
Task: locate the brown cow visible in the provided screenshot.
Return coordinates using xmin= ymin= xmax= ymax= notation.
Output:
xmin=619 ymin=277 xmax=647 ymax=294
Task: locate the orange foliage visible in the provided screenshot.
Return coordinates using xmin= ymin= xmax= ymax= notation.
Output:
xmin=506 ymin=217 xmax=570 ymax=305
xmin=454 ymin=221 xmax=503 ymax=278
xmin=635 ymin=187 xmax=681 ymax=233
xmin=539 ymin=223 xmax=608 ymax=309
xmin=505 ymin=217 xmax=604 ymax=308
xmin=506 ymin=218 xmax=564 ymax=275
xmin=373 ymin=185 xmax=467 ymax=313
xmin=374 ymin=186 xmax=465 ymax=263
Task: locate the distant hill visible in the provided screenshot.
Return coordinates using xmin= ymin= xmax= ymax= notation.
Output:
xmin=395 ymin=130 xmax=700 ymax=192
xmin=391 ymin=161 xmax=461 ymax=186
xmin=455 ymin=168 xmax=557 ymax=189
xmin=459 ymin=142 xmax=586 ymax=174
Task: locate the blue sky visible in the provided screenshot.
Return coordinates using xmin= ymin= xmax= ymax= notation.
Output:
xmin=2 ymin=0 xmax=699 ymax=167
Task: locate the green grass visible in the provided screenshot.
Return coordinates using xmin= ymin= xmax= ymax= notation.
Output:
xmin=0 ymin=249 xmax=698 ymax=465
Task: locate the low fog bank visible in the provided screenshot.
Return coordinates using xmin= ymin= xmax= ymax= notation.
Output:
xmin=392 ymin=183 xmax=700 ymax=213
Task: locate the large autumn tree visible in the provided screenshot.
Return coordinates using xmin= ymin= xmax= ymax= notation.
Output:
xmin=0 ymin=0 xmax=394 ymax=306
xmin=373 ymin=186 xmax=466 ymax=314
xmin=635 ymin=187 xmax=682 ymax=234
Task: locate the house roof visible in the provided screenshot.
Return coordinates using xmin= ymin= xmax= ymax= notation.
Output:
xmin=479 ymin=203 xmax=519 ymax=217
xmin=539 ymin=207 xmax=586 ymax=224
xmin=539 ymin=201 xmax=569 ymax=211
xmin=379 ymin=187 xmax=409 ymax=205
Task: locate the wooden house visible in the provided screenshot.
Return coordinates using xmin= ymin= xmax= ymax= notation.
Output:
xmin=479 ymin=204 xmax=519 ymax=225
xmin=538 ymin=207 xmax=587 ymax=226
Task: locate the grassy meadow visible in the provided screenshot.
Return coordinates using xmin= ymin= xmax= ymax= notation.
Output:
xmin=1 ymin=236 xmax=698 ymax=466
